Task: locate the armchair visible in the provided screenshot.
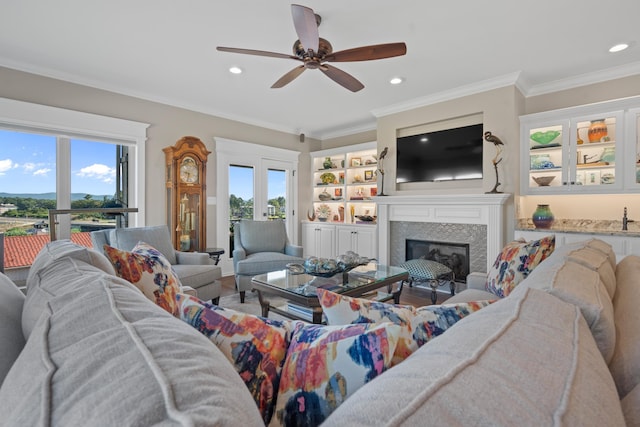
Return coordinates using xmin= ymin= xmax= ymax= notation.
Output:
xmin=91 ymin=225 xmax=222 ymax=304
xmin=233 ymin=220 xmax=304 ymax=302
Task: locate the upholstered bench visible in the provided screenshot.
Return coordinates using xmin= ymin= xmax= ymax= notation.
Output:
xmin=400 ymin=259 xmax=455 ymax=304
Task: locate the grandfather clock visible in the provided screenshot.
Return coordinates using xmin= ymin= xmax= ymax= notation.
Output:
xmin=163 ymin=136 xmax=210 ymax=252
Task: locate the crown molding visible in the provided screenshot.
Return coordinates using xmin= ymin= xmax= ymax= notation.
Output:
xmin=371 ymin=72 xmax=523 ymax=118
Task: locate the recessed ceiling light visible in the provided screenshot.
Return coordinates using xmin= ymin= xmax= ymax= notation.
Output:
xmin=229 ymin=66 xmax=243 ymax=74
xmin=389 ymin=77 xmax=404 ymax=85
xmin=609 ymin=43 xmax=629 ymax=53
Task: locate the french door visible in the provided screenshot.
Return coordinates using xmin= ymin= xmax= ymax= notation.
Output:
xmin=216 ymin=138 xmax=299 ymax=276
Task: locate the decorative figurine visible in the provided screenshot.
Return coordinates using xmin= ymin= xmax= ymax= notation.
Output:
xmin=484 ymin=131 xmax=504 ymax=194
xmin=377 ymin=146 xmax=388 ymax=196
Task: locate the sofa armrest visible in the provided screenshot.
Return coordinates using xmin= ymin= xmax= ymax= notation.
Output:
xmin=232 ymin=248 xmax=246 ymax=269
xmin=175 ymin=251 xmax=212 ymax=265
xmin=180 ymin=285 xmax=198 ymax=297
xmin=285 ymin=244 xmax=303 ymax=257
xmin=466 ymin=272 xmax=487 ymax=290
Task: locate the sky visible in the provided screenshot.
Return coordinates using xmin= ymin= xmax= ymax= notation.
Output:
xmin=0 ymin=129 xmax=117 ymax=196
xmin=0 ymin=129 xmax=286 ymax=200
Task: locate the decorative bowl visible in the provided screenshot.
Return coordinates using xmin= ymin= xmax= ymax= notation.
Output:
xmin=287 ymin=252 xmax=370 ymax=277
xmin=532 ymin=175 xmax=555 ymax=186
xmin=320 ymin=172 xmax=336 ymax=184
xmin=355 ymin=215 xmax=376 ymax=222
xmin=530 ymin=130 xmax=561 ymax=145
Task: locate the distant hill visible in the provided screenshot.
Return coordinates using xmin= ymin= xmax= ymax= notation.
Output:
xmin=0 ymin=192 xmax=113 ymax=201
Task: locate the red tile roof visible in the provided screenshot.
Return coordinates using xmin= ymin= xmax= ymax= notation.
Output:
xmin=3 ymin=232 xmax=94 ymax=268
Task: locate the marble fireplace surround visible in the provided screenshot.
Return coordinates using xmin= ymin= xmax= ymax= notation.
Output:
xmin=376 ymin=194 xmax=511 ymax=272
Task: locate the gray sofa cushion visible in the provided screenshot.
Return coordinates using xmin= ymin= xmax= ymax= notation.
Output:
xmin=22 ymin=240 xmax=115 ymax=338
xmin=0 ymin=273 xmax=26 ymax=385
xmin=238 ymin=220 xmax=287 ymax=255
xmin=512 ymin=258 xmax=616 ymax=363
xmin=324 ymin=288 xmax=625 ymax=426
xmin=0 ymin=256 xmax=264 ymax=426
xmin=235 ymin=251 xmax=302 ymax=276
xmin=609 ymin=255 xmax=640 ymax=399
xmin=109 ymin=225 xmax=178 ymax=265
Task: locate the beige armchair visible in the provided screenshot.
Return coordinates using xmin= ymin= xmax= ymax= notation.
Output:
xmin=233 ymin=220 xmax=303 ymax=302
xmin=91 ymin=225 xmax=222 ymax=304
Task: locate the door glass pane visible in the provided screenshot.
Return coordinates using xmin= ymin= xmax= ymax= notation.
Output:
xmin=0 ymin=129 xmax=56 ymax=269
xmin=71 ymin=139 xmax=119 ymax=233
xmin=267 ymin=168 xmax=286 ymax=221
xmin=229 ymin=164 xmax=254 ymax=252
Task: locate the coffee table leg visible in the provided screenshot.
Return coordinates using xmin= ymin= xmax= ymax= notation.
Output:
xmin=392 ymin=281 xmax=404 ymax=304
xmin=312 ymin=309 xmax=323 ymax=324
xmin=255 ymin=290 xmax=271 ymax=318
xmin=429 ymin=279 xmax=438 ymax=305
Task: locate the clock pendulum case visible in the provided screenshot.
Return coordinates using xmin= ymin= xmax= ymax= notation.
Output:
xmin=163 ymin=136 xmax=210 ymax=252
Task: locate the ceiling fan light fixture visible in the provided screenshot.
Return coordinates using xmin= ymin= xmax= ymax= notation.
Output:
xmin=229 ymin=66 xmax=243 ymax=74
xmin=609 ymin=43 xmax=629 ymax=53
xmin=389 ymin=76 xmax=404 ymax=85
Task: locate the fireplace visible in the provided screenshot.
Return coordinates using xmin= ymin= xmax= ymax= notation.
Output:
xmin=406 ymin=239 xmax=470 ymax=283
xmin=375 ymin=194 xmax=511 ymax=275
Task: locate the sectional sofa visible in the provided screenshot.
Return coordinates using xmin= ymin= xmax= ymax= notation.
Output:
xmin=0 ymin=238 xmax=638 ymax=426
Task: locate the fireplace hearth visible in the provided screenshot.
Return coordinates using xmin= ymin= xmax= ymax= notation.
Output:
xmin=406 ymin=239 xmax=470 ymax=283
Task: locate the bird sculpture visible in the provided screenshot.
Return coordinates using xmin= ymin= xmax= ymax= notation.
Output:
xmin=377 ymin=147 xmax=389 ymax=196
xmin=484 ymin=131 xmax=504 ymax=194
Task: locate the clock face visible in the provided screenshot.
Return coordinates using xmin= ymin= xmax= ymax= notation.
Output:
xmin=179 ymin=157 xmax=199 ymax=183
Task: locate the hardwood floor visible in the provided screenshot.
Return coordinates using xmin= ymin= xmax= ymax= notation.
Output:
xmin=219 ymin=275 xmax=452 ymax=307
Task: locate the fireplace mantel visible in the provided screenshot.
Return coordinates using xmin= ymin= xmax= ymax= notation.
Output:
xmin=375 ymin=194 xmax=511 ymax=270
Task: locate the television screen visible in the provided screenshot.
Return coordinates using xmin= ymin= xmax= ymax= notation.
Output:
xmin=396 ymin=123 xmax=483 ymax=183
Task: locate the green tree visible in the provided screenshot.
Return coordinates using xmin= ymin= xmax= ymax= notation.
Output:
xmin=5 ymin=227 xmax=27 ymax=236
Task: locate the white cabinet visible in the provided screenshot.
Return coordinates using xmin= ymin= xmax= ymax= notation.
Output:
xmin=310 ymin=142 xmax=379 ymax=224
xmin=302 ymin=222 xmax=377 ymax=259
xmin=336 ymin=225 xmax=377 ymax=259
xmin=520 ymin=96 xmax=640 ymax=194
xmin=302 ymin=222 xmax=335 ymax=258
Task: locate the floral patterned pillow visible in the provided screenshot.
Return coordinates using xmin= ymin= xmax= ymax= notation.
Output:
xmin=176 ymin=294 xmax=293 ymax=425
xmin=316 ymin=288 xmax=416 ymax=365
xmin=103 ymin=242 xmax=182 ymax=315
xmin=485 ymin=235 xmax=556 ymax=298
xmin=271 ymin=321 xmax=400 ymax=426
xmin=317 ymin=288 xmax=493 ymax=365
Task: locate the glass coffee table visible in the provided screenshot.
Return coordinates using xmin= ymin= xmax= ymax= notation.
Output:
xmin=250 ymin=262 xmax=409 ymax=324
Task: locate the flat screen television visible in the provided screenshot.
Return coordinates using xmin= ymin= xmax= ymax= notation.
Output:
xmin=396 ymin=123 xmax=484 ymax=183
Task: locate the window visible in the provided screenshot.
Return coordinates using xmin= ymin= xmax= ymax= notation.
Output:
xmin=0 ymin=97 xmax=148 ymax=271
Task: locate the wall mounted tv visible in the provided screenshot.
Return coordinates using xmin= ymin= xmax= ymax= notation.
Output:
xmin=396 ymin=123 xmax=484 ymax=183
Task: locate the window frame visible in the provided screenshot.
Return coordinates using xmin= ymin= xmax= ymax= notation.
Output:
xmin=0 ymin=97 xmax=149 ymax=234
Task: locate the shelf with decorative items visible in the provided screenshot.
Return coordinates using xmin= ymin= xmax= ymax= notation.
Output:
xmin=309 ymin=142 xmax=379 ymax=224
xmin=519 ymin=97 xmax=640 ymax=194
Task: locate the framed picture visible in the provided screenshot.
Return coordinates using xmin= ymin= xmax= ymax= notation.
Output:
xmin=351 ymin=158 xmax=361 ymax=167
xmin=339 ymin=172 xmax=344 ymax=183
xmin=370 ymin=187 xmax=377 ymax=196
xmin=364 ymin=170 xmax=373 ymax=181
xmin=334 ymin=188 xmax=342 ymax=197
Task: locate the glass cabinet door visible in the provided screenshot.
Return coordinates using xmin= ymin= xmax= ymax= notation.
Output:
xmin=526 ymin=122 xmax=567 ymax=192
xmin=626 ymin=107 xmax=640 ymax=190
xmin=570 ymin=111 xmax=622 ymax=191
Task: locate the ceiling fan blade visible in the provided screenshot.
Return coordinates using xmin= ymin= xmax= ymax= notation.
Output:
xmin=271 ymin=65 xmax=306 ymax=88
xmin=217 ymin=46 xmax=299 ymax=61
xmin=291 ymin=4 xmax=319 ymax=54
xmin=319 ymin=64 xmax=364 ymax=92
xmin=324 ymin=42 xmax=407 ymax=62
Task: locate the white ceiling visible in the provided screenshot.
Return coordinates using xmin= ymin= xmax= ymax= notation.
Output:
xmin=1 ymin=0 xmax=639 ymax=140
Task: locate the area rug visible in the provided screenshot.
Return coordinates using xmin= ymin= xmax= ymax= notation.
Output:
xmin=218 ymin=291 xmax=291 ymax=322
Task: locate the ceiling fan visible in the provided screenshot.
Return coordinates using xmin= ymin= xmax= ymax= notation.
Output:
xmin=217 ymin=4 xmax=407 ymax=92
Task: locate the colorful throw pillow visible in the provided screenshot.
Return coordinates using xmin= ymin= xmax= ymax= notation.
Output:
xmin=103 ymin=242 xmax=182 ymax=316
xmin=485 ymin=235 xmax=555 ymax=298
xmin=272 ymin=321 xmax=400 ymax=426
xmin=317 ymin=288 xmax=493 ymax=365
xmin=317 ymin=287 xmax=416 ymax=364
xmin=176 ymin=293 xmax=292 ymax=425
xmin=411 ymin=300 xmax=495 ymax=346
